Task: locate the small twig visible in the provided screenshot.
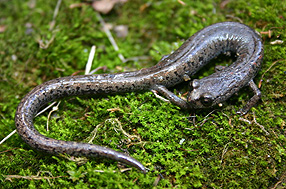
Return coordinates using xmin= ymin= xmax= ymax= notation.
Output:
xmin=220 ymin=0 xmax=230 ymax=9
xmin=238 ymin=117 xmax=252 ymax=124
xmin=38 ymin=35 xmax=56 ymax=49
xmin=36 ymin=101 xmax=58 ymax=117
xmin=260 ymin=30 xmax=272 ymax=38
xmin=107 ymin=107 xmax=121 ymax=113
xmin=151 ymin=90 xmax=170 ymax=102
xmin=0 ymin=148 xmax=19 ymax=154
xmin=96 ymin=12 xmax=126 ymax=63
xmin=126 ymin=141 xmax=148 ymax=148
xmin=259 ymin=59 xmax=285 ymax=88
xmin=271 ymin=181 xmax=282 ymax=189
xmin=271 ymin=172 xmax=286 ymax=189
xmin=184 ymin=110 xmax=216 ymax=130
xmin=85 ymin=45 xmax=96 ymax=75
xmin=177 ymin=0 xmax=186 ymax=5
xmin=86 ymin=123 xmax=103 ymax=144
xmin=89 ymin=66 xmax=107 ymax=75
xmin=59 ymin=153 xmax=88 ymax=165
xmin=0 ymin=130 xmax=17 ymax=145
xmin=109 ymin=118 xmax=141 ymax=142
xmin=184 ymin=127 xmax=194 ymax=131
xmin=252 ymin=111 xmax=269 ymax=135
xmin=239 ymin=112 xmax=269 ymax=135
xmin=197 ymin=110 xmax=216 ymax=127
xmin=225 ymin=15 xmax=243 ymax=23
xmin=93 ymin=168 xmax=132 ymax=173
xmin=4 ymin=174 xmax=67 ymax=181
xmin=222 ymin=112 xmax=232 ymax=126
xmin=46 ymin=101 xmax=61 ymax=131
xmin=199 ymin=118 xmax=211 ymax=127
xmin=49 ymin=0 xmax=62 ymax=31
xmin=221 ymin=142 xmax=230 ymax=164
xmin=153 ymin=174 xmax=162 ymax=186
xmin=270 ymin=129 xmax=283 ymax=147
xmin=270 ymin=40 xmax=284 ymax=45
xmin=37 ymin=0 xmax=62 ymax=48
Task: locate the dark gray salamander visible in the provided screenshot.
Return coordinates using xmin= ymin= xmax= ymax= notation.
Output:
xmin=15 ymin=22 xmax=263 ymax=173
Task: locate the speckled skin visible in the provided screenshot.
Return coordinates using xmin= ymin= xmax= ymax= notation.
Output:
xmin=15 ymin=22 xmax=263 ymax=173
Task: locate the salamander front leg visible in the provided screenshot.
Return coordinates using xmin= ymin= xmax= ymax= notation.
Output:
xmin=152 ymin=85 xmax=189 ymax=109
xmin=237 ymin=80 xmax=261 ymax=115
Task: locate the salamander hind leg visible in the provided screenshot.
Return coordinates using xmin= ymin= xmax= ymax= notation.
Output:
xmin=237 ymin=80 xmax=261 ymax=115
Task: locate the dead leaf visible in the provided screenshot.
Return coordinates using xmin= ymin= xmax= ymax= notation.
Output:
xmin=0 ymin=25 xmax=6 ymax=33
xmin=177 ymin=0 xmax=186 ymax=5
xmin=270 ymin=40 xmax=284 ymax=45
xmin=114 ymin=25 xmax=128 ymax=38
xmin=107 ymin=107 xmax=121 ymax=112
xmin=139 ymin=3 xmax=149 ymax=12
xmin=92 ymin=0 xmax=127 ymax=14
xmin=69 ymin=3 xmax=88 ymax=9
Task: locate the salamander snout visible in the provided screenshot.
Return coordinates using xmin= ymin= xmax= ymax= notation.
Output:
xmin=187 ymin=79 xmax=215 ymax=108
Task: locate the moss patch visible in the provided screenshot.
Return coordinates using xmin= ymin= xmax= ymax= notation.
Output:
xmin=0 ymin=0 xmax=285 ymax=188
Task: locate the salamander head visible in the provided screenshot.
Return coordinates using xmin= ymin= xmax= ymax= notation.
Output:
xmin=187 ymin=79 xmax=220 ymax=109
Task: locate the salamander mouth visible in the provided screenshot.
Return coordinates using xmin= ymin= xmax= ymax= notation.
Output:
xmin=187 ymin=90 xmax=216 ymax=109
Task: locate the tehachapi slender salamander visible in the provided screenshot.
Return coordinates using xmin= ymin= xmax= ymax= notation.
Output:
xmin=15 ymin=22 xmax=263 ymax=173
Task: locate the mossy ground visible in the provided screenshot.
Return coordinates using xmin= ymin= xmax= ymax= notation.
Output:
xmin=0 ymin=0 xmax=285 ymax=188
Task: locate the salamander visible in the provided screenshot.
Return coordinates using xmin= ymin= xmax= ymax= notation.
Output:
xmin=15 ymin=22 xmax=264 ymax=173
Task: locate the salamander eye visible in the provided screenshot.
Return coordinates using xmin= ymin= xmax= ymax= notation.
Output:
xmin=189 ymin=79 xmax=200 ymax=91
xmin=192 ymin=79 xmax=200 ymax=89
xmin=199 ymin=93 xmax=214 ymax=106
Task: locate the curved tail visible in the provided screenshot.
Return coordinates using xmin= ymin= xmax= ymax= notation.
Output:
xmin=15 ymin=76 xmax=146 ymax=173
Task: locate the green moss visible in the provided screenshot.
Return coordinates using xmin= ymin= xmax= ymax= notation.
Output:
xmin=1 ymin=0 xmax=286 ymax=188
